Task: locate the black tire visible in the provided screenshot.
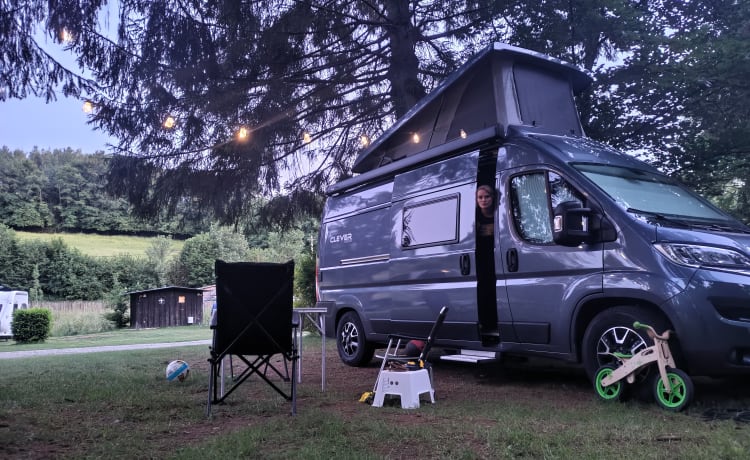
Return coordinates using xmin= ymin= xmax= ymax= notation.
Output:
xmin=593 ymin=364 xmax=624 ymax=402
xmin=582 ymin=306 xmax=671 ymax=384
xmin=652 ymin=367 xmax=694 ymax=412
xmin=336 ymin=311 xmax=375 ymax=367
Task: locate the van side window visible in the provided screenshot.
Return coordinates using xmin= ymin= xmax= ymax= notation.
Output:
xmin=510 ymin=172 xmax=583 ymax=244
xmin=550 ymin=173 xmax=583 ymax=208
xmin=402 ymin=195 xmax=460 ymax=248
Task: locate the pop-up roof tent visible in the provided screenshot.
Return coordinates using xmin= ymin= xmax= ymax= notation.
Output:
xmin=345 ymin=43 xmax=593 ymax=181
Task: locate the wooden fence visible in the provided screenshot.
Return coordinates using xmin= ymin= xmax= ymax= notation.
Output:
xmin=35 ymin=300 xmax=106 ymax=312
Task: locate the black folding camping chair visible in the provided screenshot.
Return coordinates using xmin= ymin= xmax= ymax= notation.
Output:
xmin=206 ymin=260 xmax=299 ymax=417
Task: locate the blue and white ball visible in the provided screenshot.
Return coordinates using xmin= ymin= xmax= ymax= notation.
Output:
xmin=166 ymin=360 xmax=190 ymax=382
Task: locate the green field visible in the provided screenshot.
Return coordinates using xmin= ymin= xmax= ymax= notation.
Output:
xmin=15 ymin=231 xmax=185 ymax=258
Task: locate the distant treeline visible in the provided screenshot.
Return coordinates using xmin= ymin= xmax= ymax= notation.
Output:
xmin=0 ymin=225 xmax=161 ymax=300
xmin=0 ymin=146 xmax=211 ymax=237
xmin=0 ymin=223 xmax=316 ymax=305
xmin=0 ymin=148 xmax=318 ymax=304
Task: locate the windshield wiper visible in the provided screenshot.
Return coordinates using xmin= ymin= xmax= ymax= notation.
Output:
xmin=690 ymin=222 xmax=750 ymax=234
xmin=627 ymin=208 xmax=750 ymax=233
xmin=625 ymin=208 xmax=691 ymax=228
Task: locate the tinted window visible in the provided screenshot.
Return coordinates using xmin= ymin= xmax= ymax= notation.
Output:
xmin=510 ymin=171 xmax=583 ymax=244
xmin=514 ymin=64 xmax=582 ymax=135
xmin=402 ymin=195 xmax=460 ymax=248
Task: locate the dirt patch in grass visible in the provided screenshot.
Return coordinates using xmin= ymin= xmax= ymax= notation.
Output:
xmin=195 ymin=344 xmax=750 ymax=423
xmin=306 ymin=347 xmax=750 ymax=426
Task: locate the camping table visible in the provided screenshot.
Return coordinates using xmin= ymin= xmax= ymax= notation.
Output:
xmin=295 ymin=306 xmax=328 ymax=390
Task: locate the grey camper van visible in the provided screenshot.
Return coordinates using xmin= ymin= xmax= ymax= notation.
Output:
xmin=316 ymin=43 xmax=750 ymax=382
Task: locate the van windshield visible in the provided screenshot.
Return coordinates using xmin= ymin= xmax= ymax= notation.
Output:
xmin=573 ymin=163 xmax=733 ymax=224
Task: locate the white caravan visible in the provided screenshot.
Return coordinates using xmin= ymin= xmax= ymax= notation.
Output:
xmin=0 ymin=290 xmax=30 ymax=340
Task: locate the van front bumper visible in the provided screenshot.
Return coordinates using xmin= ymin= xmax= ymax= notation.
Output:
xmin=665 ymin=268 xmax=750 ymax=377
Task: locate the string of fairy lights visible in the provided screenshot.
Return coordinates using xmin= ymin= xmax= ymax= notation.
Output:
xmin=63 ymin=27 xmax=323 ymax=149
xmin=84 ymin=97 xmax=324 ymax=144
xmin=82 ymin=94 xmax=413 ymax=150
xmin=82 ymin=99 xmax=468 ymax=152
xmin=65 ymin=27 xmax=472 ymax=155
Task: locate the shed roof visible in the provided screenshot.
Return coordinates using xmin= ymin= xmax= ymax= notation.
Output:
xmin=126 ymin=286 xmax=204 ymax=296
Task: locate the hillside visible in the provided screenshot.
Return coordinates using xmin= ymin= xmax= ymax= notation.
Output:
xmin=15 ymin=231 xmax=185 ymax=258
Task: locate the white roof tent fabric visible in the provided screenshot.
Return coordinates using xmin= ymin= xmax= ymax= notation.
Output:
xmin=348 ymin=43 xmax=593 ymax=177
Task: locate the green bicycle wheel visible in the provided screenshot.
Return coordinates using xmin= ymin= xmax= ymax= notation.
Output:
xmin=594 ymin=365 xmax=623 ymax=401
xmin=653 ymin=367 xmax=694 ymax=412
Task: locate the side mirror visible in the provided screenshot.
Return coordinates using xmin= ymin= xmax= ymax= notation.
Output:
xmin=553 ymin=201 xmax=592 ymax=246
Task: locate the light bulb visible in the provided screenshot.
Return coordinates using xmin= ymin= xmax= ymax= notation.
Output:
xmin=60 ymin=28 xmax=74 ymax=43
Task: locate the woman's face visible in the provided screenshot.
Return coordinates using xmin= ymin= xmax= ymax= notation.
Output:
xmin=476 ymin=188 xmax=493 ymax=212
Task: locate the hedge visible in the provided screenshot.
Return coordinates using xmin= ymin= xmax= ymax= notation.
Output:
xmin=12 ymin=308 xmax=52 ymax=343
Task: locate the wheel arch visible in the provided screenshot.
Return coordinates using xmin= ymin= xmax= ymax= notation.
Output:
xmin=323 ymin=294 xmax=366 ymax=337
xmin=572 ymin=295 xmax=673 ymax=363
xmin=333 ymin=305 xmax=359 ymax=334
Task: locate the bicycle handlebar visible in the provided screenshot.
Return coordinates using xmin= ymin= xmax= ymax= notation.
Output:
xmin=633 ymin=321 xmax=671 ymax=340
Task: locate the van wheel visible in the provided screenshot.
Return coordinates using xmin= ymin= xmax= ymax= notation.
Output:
xmin=582 ymin=306 xmax=671 ymax=385
xmin=336 ymin=311 xmax=374 ymax=367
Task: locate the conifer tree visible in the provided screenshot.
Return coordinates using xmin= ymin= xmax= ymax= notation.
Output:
xmin=4 ymin=1 xmax=748 ymax=222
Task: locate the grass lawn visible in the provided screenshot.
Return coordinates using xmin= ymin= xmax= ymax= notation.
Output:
xmin=0 ymin=325 xmax=212 ymax=352
xmin=15 ymin=231 xmax=185 ymax=258
xmin=1 ymin=328 xmax=750 ymax=459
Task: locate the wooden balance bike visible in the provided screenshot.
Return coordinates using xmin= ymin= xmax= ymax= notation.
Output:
xmin=594 ymin=321 xmax=694 ymax=411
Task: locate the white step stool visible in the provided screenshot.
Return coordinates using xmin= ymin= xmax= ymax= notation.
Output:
xmin=372 ymin=369 xmax=435 ymax=409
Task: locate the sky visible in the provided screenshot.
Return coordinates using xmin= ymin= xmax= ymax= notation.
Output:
xmin=0 ymin=95 xmax=115 ymax=154
xmin=0 ymin=7 xmax=119 ymax=154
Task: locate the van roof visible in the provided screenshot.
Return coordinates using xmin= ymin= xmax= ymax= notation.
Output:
xmin=351 ymin=43 xmax=593 ymax=174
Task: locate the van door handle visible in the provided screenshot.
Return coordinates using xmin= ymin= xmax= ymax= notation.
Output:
xmin=460 ymin=254 xmax=471 ymax=276
xmin=506 ymin=248 xmax=518 ymax=272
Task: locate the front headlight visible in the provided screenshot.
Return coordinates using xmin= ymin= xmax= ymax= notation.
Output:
xmin=654 ymin=243 xmax=750 ymax=272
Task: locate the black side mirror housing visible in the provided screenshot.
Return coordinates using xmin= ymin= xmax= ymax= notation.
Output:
xmin=553 ymin=201 xmax=617 ymax=246
xmin=553 ymin=201 xmax=592 ymax=246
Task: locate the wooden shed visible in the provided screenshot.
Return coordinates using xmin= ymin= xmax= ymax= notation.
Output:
xmin=128 ymin=286 xmax=204 ymax=329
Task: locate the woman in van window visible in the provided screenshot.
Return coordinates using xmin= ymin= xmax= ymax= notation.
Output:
xmin=475 ymin=184 xmax=498 ymax=338
xmin=476 ymin=184 xmax=496 ymax=237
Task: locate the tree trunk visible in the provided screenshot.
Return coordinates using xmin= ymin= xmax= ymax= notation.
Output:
xmin=384 ymin=0 xmax=426 ymax=118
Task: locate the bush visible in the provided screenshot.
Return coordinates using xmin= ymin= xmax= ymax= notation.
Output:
xmin=103 ymin=280 xmax=130 ymax=328
xmin=294 ymin=251 xmax=316 ymax=308
xmin=12 ymin=308 xmax=52 ymax=343
xmin=103 ymin=297 xmax=130 ymax=329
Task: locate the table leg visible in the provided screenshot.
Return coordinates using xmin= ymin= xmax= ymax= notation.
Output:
xmin=321 ymin=315 xmax=326 ymax=390
xmin=297 ymin=315 xmax=304 ymax=383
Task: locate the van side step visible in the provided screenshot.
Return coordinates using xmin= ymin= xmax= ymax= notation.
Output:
xmin=440 ymin=349 xmax=498 ymax=363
